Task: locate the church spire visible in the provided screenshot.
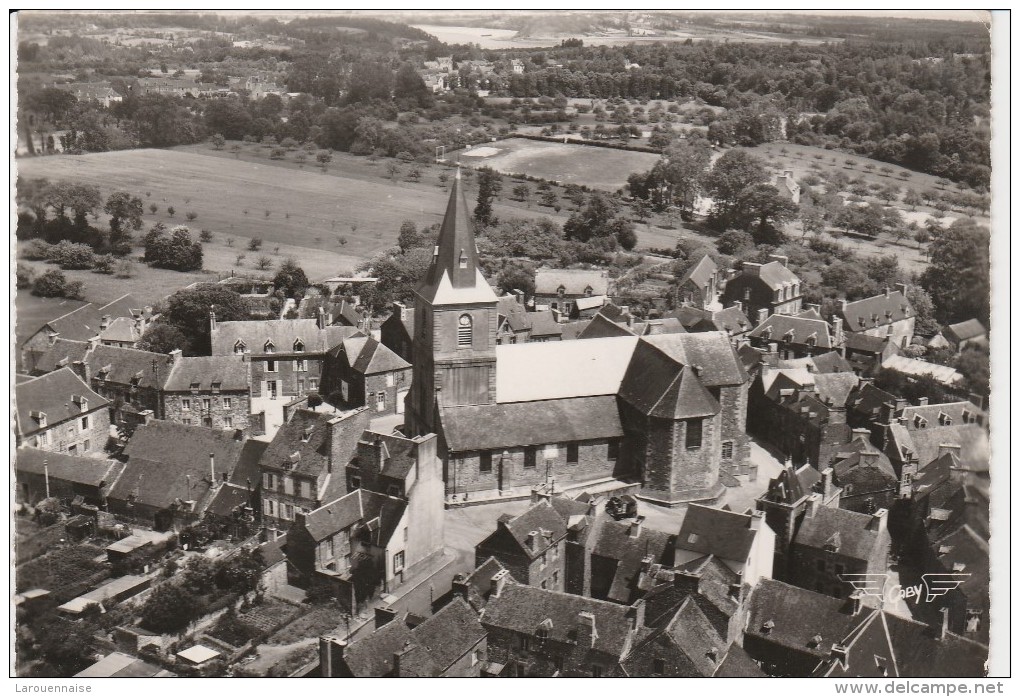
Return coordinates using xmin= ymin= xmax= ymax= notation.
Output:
xmin=415 ymin=168 xmax=496 ymax=304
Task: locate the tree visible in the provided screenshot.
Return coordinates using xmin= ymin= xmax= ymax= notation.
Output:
xmin=156 ymin=284 xmax=253 ymax=355
xmin=25 ymin=87 xmax=78 ymax=123
xmin=32 ymin=269 xmax=83 ymax=299
xmin=703 ymin=149 xmax=769 ymax=229
xmin=137 ymin=323 xmax=192 ymax=354
xmin=386 ymin=162 xmax=401 ymax=181
xmin=50 ymin=240 xmax=96 ymax=270
xmin=211 ymin=133 xmax=226 ymax=150
xmin=474 ymin=167 xmax=503 ymax=228
xmin=905 ymin=285 xmax=939 ymax=336
xmin=739 ymin=183 xmax=798 ymax=244
xmin=273 ymin=258 xmax=310 ymax=299
xmin=255 ymin=255 xmax=273 ymax=270
xmin=903 ymin=190 xmax=923 ymax=211
xmin=715 ymin=229 xmax=755 ymax=256
xmin=397 ymin=220 xmax=424 ymax=252
xmin=919 ymin=219 xmax=990 ymax=325
xmin=540 ymin=190 xmax=558 ymax=207
xmin=955 ymin=346 xmax=990 ymax=398
xmin=512 ymin=184 xmax=530 ymax=203
xmin=393 ymin=63 xmax=432 ymax=108
xmin=104 ymin=191 xmax=144 ymax=255
xmin=167 ymin=205 xmax=176 ymax=218
xmin=563 ymin=192 xmax=635 ymax=251
xmin=495 ymin=261 xmax=536 ymax=298
xmin=140 ymin=583 xmax=198 ymax=634
xmin=248 ymin=238 xmax=263 ymax=251
xmin=144 ymin=225 xmax=203 ymax=271
xmin=316 ymin=151 xmax=333 ymax=170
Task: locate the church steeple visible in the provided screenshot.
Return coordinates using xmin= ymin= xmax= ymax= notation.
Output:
xmin=416 ymin=169 xmax=496 ymax=305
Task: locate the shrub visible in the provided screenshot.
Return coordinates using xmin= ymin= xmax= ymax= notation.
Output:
xmin=51 ymin=241 xmax=96 ymax=270
xmin=115 ymin=260 xmax=135 ymax=278
xmin=32 ymin=269 xmax=83 ymax=299
xmin=16 ymin=263 xmax=33 ymax=288
xmin=186 ymin=211 xmax=198 ymax=222
xmin=167 ymin=206 xmax=176 ymax=218
xmin=248 ymin=238 xmax=263 ymax=251
xmin=255 ymin=255 xmax=273 ymax=270
xmin=199 ymin=229 xmax=213 ymax=243
xmin=23 ymin=239 xmax=54 ymax=261
xmin=92 ymin=254 xmax=116 ymax=274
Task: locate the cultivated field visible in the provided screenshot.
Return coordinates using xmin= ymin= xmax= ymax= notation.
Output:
xmin=459 ymin=137 xmax=660 ymax=191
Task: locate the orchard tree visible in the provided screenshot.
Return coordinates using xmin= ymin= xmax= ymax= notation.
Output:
xmin=104 ymin=191 xmax=144 ymax=255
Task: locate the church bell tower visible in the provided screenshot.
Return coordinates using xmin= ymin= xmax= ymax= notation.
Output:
xmin=406 ymin=170 xmax=498 ymax=436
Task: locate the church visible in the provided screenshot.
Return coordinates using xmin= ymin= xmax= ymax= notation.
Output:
xmin=405 ymin=171 xmax=751 ymax=507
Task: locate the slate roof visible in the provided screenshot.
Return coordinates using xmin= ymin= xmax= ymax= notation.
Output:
xmin=760 ymin=462 xmax=809 ymax=505
xmin=534 ymin=268 xmax=609 ymax=296
xmin=779 ymin=351 xmax=854 ymax=374
xmin=576 ymin=313 xmax=636 ymax=339
xmin=342 ymin=616 xmax=414 ymax=676
xmin=459 ymin=557 xmax=507 ymax=609
xmin=750 ymin=312 xmax=834 ymax=349
xmin=794 ymin=507 xmax=885 ymax=561
xmin=99 ymin=316 xmax=142 ymax=344
xmin=845 ymin=332 xmax=891 ymax=353
xmin=481 ymin=582 xmax=635 ymax=659
xmin=838 ymin=289 xmax=914 ymax=332
xmin=328 ymin=335 xmax=410 ymax=375
xmin=832 ymin=441 xmax=897 ymax=483
xmin=497 ymin=295 xmax=531 ymax=333
xmin=259 ymin=407 xmax=369 ymax=480
xmin=35 ymin=294 xmax=136 ymax=343
xmin=353 ymin=431 xmax=418 ymax=481
xmin=210 ymin=319 xmax=363 ymax=356
xmin=641 ymin=332 xmax=747 ymax=387
xmin=639 ymin=318 xmax=686 ymax=336
xmin=527 ymin=310 xmax=563 ymax=338
xmin=16 ymin=368 xmax=110 ymax=436
xmin=32 ymin=338 xmax=91 ymax=374
xmin=846 ymin=382 xmax=897 ymax=421
xmin=405 ymin=597 xmax=487 ymax=673
xmin=124 ymin=421 xmax=248 ymax=478
xmin=714 ymin=644 xmax=767 ymax=677
xmin=296 ymin=293 xmax=361 ymax=327
xmin=745 ymin=579 xmax=870 ymax=661
xmin=86 ymin=344 xmax=174 ymax=390
xmin=108 ymin=454 xmax=216 ymax=511
xmin=204 ymin=482 xmax=252 ymax=517
xmin=557 ymin=319 xmax=591 ymax=340
xmin=900 ymin=402 xmax=985 ymax=429
xmin=812 ymin=372 xmax=861 ymax=408
xmin=15 ymin=447 xmax=124 ymax=487
xmin=944 ymin=319 xmax=986 ymax=343
xmin=439 ymin=396 xmax=623 ymax=452
xmin=592 ymin=520 xmax=675 ymax=604
xmin=480 ymin=500 xmax=570 ymax=559
xmin=887 ymin=423 xmax=988 ymax=471
xmin=748 ymin=260 xmax=800 ymax=290
xmin=621 ymin=596 xmax=724 ymax=677
xmin=676 ymin=505 xmax=760 ymax=563
xmin=231 ymin=439 xmax=268 ymax=487
xmin=494 ymin=337 xmax=638 ymax=402
xmin=677 ymin=254 xmax=718 ymax=290
xmin=618 ymin=340 xmax=719 ymax=419
xmin=163 ymin=356 xmax=249 ymax=391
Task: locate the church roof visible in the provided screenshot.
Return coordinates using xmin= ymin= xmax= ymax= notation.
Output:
xmin=415 ymin=170 xmax=497 ymax=305
xmin=495 ymin=336 xmax=638 ymax=403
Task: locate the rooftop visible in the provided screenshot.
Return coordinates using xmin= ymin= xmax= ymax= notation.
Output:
xmin=494 ymin=336 xmax=638 ymax=402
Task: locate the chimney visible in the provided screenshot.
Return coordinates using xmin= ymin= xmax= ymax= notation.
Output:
xmin=870 ymin=508 xmax=888 ymax=535
xmin=879 ymin=401 xmax=897 ymax=425
xmin=743 ymin=262 xmax=763 ymax=277
xmin=806 ymin=493 xmax=821 ymax=518
xmin=209 ymin=308 xmax=217 ymax=331
xmin=938 ymin=607 xmax=950 ymax=641
xmin=452 ymin=573 xmax=469 ymax=600
xmin=317 ymin=306 xmax=327 ymax=330
xmin=628 ymin=516 xmax=644 ymax=538
xmin=894 ymin=282 xmax=908 ymax=297
xmin=168 ymin=348 xmax=182 ymax=364
xmin=820 ymin=467 xmax=835 ymax=500
xmin=839 ymin=298 xmax=847 ymax=312
xmin=849 ymin=590 xmax=864 ymax=616
xmin=768 ymin=254 xmax=789 ymax=267
xmin=490 ymin=568 xmax=509 ymax=598
xmin=918 ymin=397 xmax=929 ymax=407
xmin=832 ymin=316 xmax=843 ymax=345
xmin=100 ymin=315 xmax=111 ymax=331
xmin=318 ymin=636 xmax=347 ymax=678
xmin=730 ymin=300 xmax=742 ymax=314
xmin=884 ymin=287 xmax=890 ymax=298
xmin=768 ymin=342 xmax=779 ymax=354
xmin=374 ymin=606 xmax=397 ymax=629
xmin=526 ymin=530 xmax=540 ymax=551
xmin=576 ymin=612 xmax=598 ymax=648
xmin=937 ymin=443 xmax=961 ymax=459
xmin=830 ymin=644 xmax=849 ymax=669
xmin=894 ymin=398 xmax=907 ymax=413
xmin=806 ymin=303 xmax=820 ymax=314
xmin=626 ymin=599 xmax=646 ymax=630
xmin=757 ymin=308 xmax=769 ymax=325
xmin=748 ymin=510 xmax=763 ymax=531
xmin=394 ymin=301 xmax=408 ymax=321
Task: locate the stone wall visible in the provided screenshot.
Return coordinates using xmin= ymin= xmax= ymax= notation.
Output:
xmin=162 ymin=390 xmax=250 ymax=431
xmin=250 ymin=356 xmax=323 ymax=399
xmin=24 ymin=407 xmax=111 ymax=455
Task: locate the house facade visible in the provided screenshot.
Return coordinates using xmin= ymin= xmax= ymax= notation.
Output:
xmin=836 ymin=285 xmax=915 ymax=350
xmin=161 ymin=355 xmax=252 ymax=431
xmin=15 ymin=368 xmax=112 ymax=454
xmin=720 ymin=256 xmax=802 ymax=321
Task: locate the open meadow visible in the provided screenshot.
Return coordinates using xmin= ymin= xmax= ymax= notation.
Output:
xmin=459 ymin=137 xmax=660 ymax=191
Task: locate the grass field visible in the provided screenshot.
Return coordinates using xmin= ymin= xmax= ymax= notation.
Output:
xmin=459 ymin=137 xmax=660 ymax=190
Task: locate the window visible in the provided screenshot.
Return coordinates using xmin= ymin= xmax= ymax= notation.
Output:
xmin=520 ymin=635 xmax=530 ymax=651
xmin=524 ymin=447 xmax=537 ymax=469
xmin=284 ymin=477 xmax=294 ymax=495
xmin=300 ymin=480 xmax=312 ymax=498
xmin=182 ymin=418 xmax=192 ymax=426
xmin=309 ymin=378 xmax=318 ymax=391
xmin=721 ymin=441 xmax=733 ymax=460
xmin=386 ymin=373 xmax=394 ymax=387
xmin=540 ymin=580 xmax=547 ymax=590
xmin=608 ymin=439 xmax=619 ymax=461
xmin=83 ymin=440 xmax=90 ymax=452
xmin=457 ymin=314 xmax=472 ymax=347
xmin=297 ymin=378 xmax=305 ymax=394
xmin=567 ymin=443 xmax=579 ymax=464
xmin=233 ymin=340 xmax=246 ymax=354
xmin=393 ymin=551 xmax=405 ymax=571
xmin=552 ymin=571 xmax=559 ymax=588
xmin=351 ymin=475 xmax=361 ymax=489
xmin=262 ymin=499 xmax=274 ymax=516
xmin=744 ymin=287 xmax=751 ymax=301
xmin=296 ymin=359 xmax=306 ymax=372
xmin=293 ymin=339 xmax=304 ymax=352
xmin=282 ymin=503 xmax=293 ymax=520
xmin=687 ymin=533 xmax=699 ymax=544
xmin=403 ymin=528 xmax=408 ymax=542
xmin=686 ymin=418 xmax=703 ymax=450
xmin=223 ymin=397 xmax=232 ymax=409
xmin=182 ymin=398 xmax=190 ymax=411
xmin=224 ymin=417 xmax=233 ymax=428
xmin=376 ymin=392 xmax=386 ymax=412
xmin=202 ymin=398 xmax=211 ymax=411
xmin=80 ymin=416 xmax=89 ymax=431
xmin=480 ymin=451 xmax=492 ymax=473
xmin=266 ymin=360 xmax=277 ymax=373
xmin=264 ymin=472 xmax=275 ymax=489
xmin=551 ymin=542 xmax=559 ymax=560
xmin=264 ymin=340 xmax=275 ymax=353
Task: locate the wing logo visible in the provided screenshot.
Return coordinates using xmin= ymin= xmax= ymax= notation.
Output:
xmin=838 ymin=573 xmax=970 ymax=603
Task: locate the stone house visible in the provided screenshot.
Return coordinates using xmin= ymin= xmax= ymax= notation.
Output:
xmin=664 ymin=302 xmax=752 ymax=342
xmin=675 ymin=254 xmax=720 ymax=310
xmin=15 ymin=368 xmax=111 ymax=454
xmin=674 ymin=504 xmax=775 ymax=587
xmin=831 ymin=431 xmax=900 ymax=514
xmin=81 ymin=344 xmax=175 ymax=429
xmin=720 ymin=256 xmax=803 ymax=321
xmin=161 ymin=355 xmax=252 ymax=432
xmin=210 ymin=311 xmax=363 ymax=402
xmin=20 ymin=294 xmax=137 ymax=373
xmin=533 ymin=268 xmax=610 ymax=318
xmin=748 ymin=308 xmax=837 ymax=360
xmin=258 ymin=407 xmax=370 ymax=535
xmin=843 ymin=332 xmax=898 ymax=376
xmin=789 ymin=506 xmax=891 ymax=599
xmin=322 ymin=335 xmax=412 ymax=416
xmin=931 ymin=319 xmax=987 ymax=353
xmin=379 ymin=301 xmax=415 ymax=363
xmin=836 ymin=284 xmax=915 ymax=350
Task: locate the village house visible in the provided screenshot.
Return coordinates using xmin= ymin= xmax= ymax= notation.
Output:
xmin=210 ymin=311 xmax=364 ymax=401
xmin=15 ymin=447 xmax=124 ymax=507
xmin=55 ymin=82 xmax=124 ymax=108
xmin=773 ymin=169 xmax=801 ymax=204
xmin=15 ymin=367 xmax=111 ymax=454
xmin=880 ymin=354 xmax=964 ymax=388
xmin=496 ymin=293 xmax=533 ymax=344
xmin=836 ymin=284 xmax=915 ymax=350
xmin=675 ymin=254 xmax=721 ymax=310
xmin=830 ymin=430 xmax=900 ymax=514
xmin=748 ymin=307 xmax=838 ymax=359
xmin=720 ymin=256 xmax=803 ymax=321
xmin=674 ymin=504 xmax=775 ymax=587
xmin=405 ymin=175 xmax=753 ymax=506
xmin=844 ymin=380 xmax=898 ymax=431
xmin=789 ymin=505 xmax=891 ymax=599
xmin=929 ymin=318 xmax=988 ymax=353
xmin=295 ymin=290 xmax=364 ymax=329
xmin=284 ymin=429 xmax=444 ymax=609
xmin=842 ymin=332 xmax=898 ymax=375
xmin=321 ymin=334 xmax=412 ymax=416
xmin=81 ymin=344 xmax=175 ymax=428
xmin=664 ymin=302 xmax=752 ymax=342
xmin=107 ymin=421 xmax=253 ymax=530
xmin=20 ymin=293 xmax=138 ymax=372
xmin=259 ymin=407 xmax=370 ymax=535
xmin=161 ymin=355 xmax=252 ymax=431
xmin=380 ymin=301 xmax=415 ymax=363
xmin=319 ymin=597 xmax=487 ymax=676
xmin=532 ymin=268 xmax=610 ymax=318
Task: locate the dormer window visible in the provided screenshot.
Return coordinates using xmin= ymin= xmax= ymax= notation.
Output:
xmin=783 ymin=330 xmax=795 ymax=343
xmin=458 ymin=314 xmax=472 ymax=347
xmin=293 ymin=339 xmax=305 ymax=352
xmin=858 ymin=317 xmax=865 ymax=327
xmin=939 ymin=412 xmax=952 ymax=426
xmin=264 ymin=340 xmax=275 ymax=354
xmin=459 ymin=249 xmax=468 ymax=269
xmin=914 ymin=415 xmax=927 ymax=429
xmin=234 ymin=340 xmax=247 ymax=354
xmin=806 ymin=332 xmax=817 ymax=347
xmin=584 ymin=285 xmax=593 ymax=297
xmin=557 ymin=285 xmax=565 ymax=297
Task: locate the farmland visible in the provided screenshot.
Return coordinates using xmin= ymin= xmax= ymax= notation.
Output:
xmin=459 ymin=137 xmax=660 ymax=191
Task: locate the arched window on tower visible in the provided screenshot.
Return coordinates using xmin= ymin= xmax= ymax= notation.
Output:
xmin=458 ymin=314 xmax=472 ymax=347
